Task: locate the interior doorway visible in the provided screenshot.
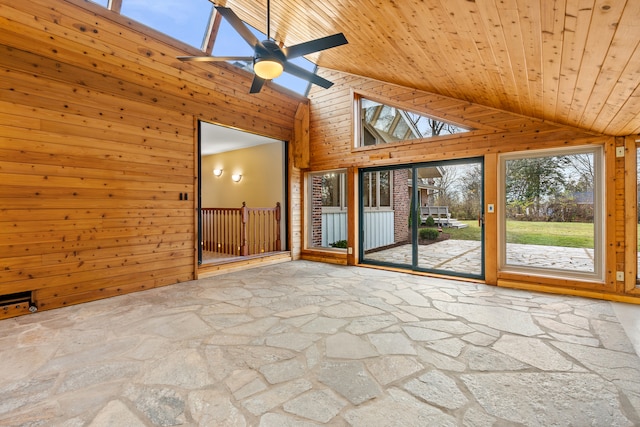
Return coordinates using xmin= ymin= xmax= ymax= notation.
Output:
xmin=198 ymin=121 xmax=288 ymax=265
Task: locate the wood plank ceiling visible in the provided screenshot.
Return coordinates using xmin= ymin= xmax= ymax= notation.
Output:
xmin=216 ymin=0 xmax=640 ymax=136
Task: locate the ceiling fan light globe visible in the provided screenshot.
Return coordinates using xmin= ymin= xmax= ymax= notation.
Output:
xmin=254 ymin=58 xmax=284 ymax=80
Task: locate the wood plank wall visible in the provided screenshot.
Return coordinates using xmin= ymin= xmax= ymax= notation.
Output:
xmin=0 ymin=0 xmax=302 ymax=317
xmin=305 ymin=68 xmax=640 ymax=301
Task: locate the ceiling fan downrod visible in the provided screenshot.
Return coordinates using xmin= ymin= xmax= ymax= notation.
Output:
xmin=266 ymin=0 xmax=272 ymax=40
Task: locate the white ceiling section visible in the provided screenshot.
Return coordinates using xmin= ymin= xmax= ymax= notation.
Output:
xmin=200 ymin=122 xmax=282 ymax=156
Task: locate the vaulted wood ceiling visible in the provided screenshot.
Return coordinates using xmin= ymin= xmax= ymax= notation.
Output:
xmin=216 ymin=0 xmax=640 ymax=136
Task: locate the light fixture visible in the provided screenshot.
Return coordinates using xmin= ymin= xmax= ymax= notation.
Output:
xmin=253 ymin=57 xmax=284 ymax=80
xmin=213 ymin=168 xmax=223 ymax=177
xmin=231 ymin=174 xmax=242 ymax=183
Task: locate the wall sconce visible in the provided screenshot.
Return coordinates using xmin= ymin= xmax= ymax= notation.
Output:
xmin=231 ymin=174 xmax=242 ymax=183
xmin=213 ymin=168 xmax=223 ymax=177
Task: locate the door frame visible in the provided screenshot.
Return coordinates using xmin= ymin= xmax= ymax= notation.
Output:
xmin=359 ymin=157 xmax=485 ymax=280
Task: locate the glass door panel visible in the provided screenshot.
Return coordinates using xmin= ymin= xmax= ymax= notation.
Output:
xmin=360 ymin=159 xmax=484 ymax=280
xmin=361 ymin=168 xmax=413 ymax=267
xmin=415 ymin=160 xmax=484 ymax=278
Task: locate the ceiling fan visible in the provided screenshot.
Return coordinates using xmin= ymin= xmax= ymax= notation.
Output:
xmin=177 ymin=0 xmax=348 ymax=93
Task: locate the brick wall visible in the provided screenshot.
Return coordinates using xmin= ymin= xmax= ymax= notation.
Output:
xmin=311 ymin=175 xmax=323 ymax=247
xmin=393 ymin=169 xmax=410 ymax=243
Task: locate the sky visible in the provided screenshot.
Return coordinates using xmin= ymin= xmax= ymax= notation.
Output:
xmin=95 ymin=0 xmax=314 ymax=95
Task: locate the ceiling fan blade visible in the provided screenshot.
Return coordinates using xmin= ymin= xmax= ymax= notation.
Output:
xmin=283 ymin=62 xmax=334 ymax=89
xmin=283 ymin=33 xmax=348 ymax=59
xmin=249 ymin=75 xmax=267 ymax=93
xmin=215 ymin=6 xmax=263 ymax=49
xmin=177 ymin=56 xmax=253 ymax=62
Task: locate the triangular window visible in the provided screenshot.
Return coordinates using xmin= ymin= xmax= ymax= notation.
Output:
xmin=357 ymin=97 xmax=472 ymax=147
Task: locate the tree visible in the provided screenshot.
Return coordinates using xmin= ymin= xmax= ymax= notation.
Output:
xmin=431 ymin=166 xmax=459 ymax=206
xmin=505 ymin=157 xmax=566 ymax=218
xmin=406 ymin=113 xmax=465 ymax=138
xmin=457 ymin=164 xmax=482 ymax=219
xmin=561 ymin=153 xmax=594 ymax=192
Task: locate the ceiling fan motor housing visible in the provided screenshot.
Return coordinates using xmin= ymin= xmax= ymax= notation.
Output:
xmin=255 ymin=40 xmax=286 ymax=63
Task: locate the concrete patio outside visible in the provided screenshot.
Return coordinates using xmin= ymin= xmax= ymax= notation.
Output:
xmin=365 ymin=239 xmax=598 ymax=276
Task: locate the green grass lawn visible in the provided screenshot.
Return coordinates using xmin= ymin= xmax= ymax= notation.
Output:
xmin=420 ymin=220 xmax=595 ymax=248
xmin=505 ymin=220 xmax=593 ymax=248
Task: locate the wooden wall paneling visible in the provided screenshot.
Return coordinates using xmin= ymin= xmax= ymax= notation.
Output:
xmin=0 ymin=74 xmax=195 ymax=136
xmin=293 ymin=101 xmax=310 ymax=169
xmin=0 ymin=0 xmax=301 ymax=316
xmin=193 ymin=116 xmax=200 ymax=277
xmin=483 ymin=154 xmax=498 ymax=285
xmin=197 ymin=253 xmax=292 ymax=279
xmin=305 ymin=68 xmax=634 ymax=300
xmin=308 ymin=69 xmax=603 ymax=169
xmin=605 ymin=137 xmax=618 ymax=291
xmin=288 ymin=145 xmax=303 ymax=260
xmin=0 ymin=1 xmax=299 ymax=137
xmin=624 ymin=136 xmax=638 ymax=292
xmin=613 ymin=136 xmax=627 ymax=292
xmin=0 ymin=43 xmax=293 ymax=136
xmin=300 ymin=250 xmax=347 ymax=266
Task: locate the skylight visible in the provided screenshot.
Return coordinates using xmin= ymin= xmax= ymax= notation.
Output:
xmin=120 ymin=0 xmax=213 ymax=50
xmin=84 ymin=1 xmax=316 ymax=96
xmin=89 ymin=0 xmax=109 ymax=6
xmin=212 ymin=18 xmax=314 ymax=96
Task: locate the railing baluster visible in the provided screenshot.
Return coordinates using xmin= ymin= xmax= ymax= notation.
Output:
xmin=201 ymin=203 xmax=281 ymax=259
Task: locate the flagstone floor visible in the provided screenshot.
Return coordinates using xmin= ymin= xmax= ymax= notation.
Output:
xmin=1 ymin=261 xmax=640 ymax=426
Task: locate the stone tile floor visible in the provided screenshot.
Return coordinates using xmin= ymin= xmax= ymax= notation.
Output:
xmin=1 ymin=261 xmax=640 ymax=426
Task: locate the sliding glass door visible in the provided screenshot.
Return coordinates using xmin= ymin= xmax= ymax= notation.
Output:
xmin=361 ymin=158 xmax=484 ymax=279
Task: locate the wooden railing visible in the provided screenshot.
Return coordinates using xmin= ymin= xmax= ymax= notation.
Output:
xmin=201 ymin=202 xmax=281 ymax=256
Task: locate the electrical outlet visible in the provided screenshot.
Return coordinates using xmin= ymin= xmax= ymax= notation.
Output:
xmin=348 ymin=247 xmax=353 ymax=255
xmin=616 ymin=146 xmax=625 ymax=157
xmin=616 ymin=271 xmax=624 ymax=281
xmin=487 ymin=204 xmax=494 ymax=213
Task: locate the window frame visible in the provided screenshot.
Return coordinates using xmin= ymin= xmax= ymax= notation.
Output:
xmin=320 ymin=172 xmax=347 ymax=213
xmin=362 ymin=170 xmax=393 ymax=211
xmin=498 ymin=145 xmax=605 ymax=282
xmin=306 ymin=170 xmax=348 ymax=250
xmin=353 ymin=94 xmax=472 ymax=149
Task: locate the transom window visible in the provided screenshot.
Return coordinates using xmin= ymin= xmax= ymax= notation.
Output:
xmin=356 ymin=96 xmax=471 ymax=147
